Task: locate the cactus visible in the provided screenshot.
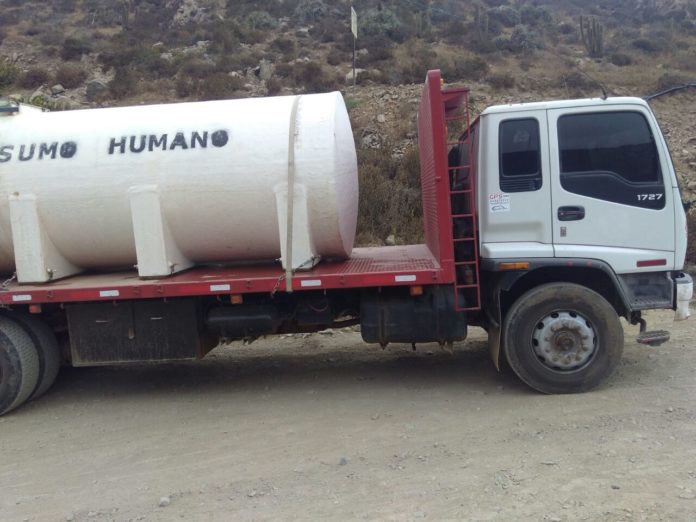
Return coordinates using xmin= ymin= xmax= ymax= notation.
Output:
xmin=579 ymin=15 xmax=604 ymax=58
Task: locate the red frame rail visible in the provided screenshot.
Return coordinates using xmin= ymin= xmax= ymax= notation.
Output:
xmin=0 ymin=70 xmax=477 ymax=308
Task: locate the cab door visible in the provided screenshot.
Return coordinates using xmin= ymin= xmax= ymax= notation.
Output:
xmin=478 ymin=109 xmax=554 ymax=259
xmin=547 ymin=105 xmax=675 ymax=272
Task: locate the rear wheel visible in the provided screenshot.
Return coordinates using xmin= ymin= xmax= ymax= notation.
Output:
xmin=0 ymin=316 xmax=40 ymax=415
xmin=5 ymin=313 xmax=61 ymax=400
xmin=503 ymin=283 xmax=623 ymax=394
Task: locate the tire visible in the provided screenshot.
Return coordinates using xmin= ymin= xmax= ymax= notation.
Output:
xmin=503 ymin=283 xmax=623 ymax=394
xmin=4 ymin=313 xmax=61 ymax=400
xmin=0 ymin=316 xmax=40 ymax=415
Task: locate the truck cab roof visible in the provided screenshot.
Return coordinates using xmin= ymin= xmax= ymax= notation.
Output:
xmin=480 ymin=96 xmax=650 ymax=116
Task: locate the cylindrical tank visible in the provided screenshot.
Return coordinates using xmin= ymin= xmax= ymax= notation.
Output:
xmin=0 ymin=92 xmax=358 ymax=282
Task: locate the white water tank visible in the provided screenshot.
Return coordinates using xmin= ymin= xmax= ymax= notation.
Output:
xmin=0 ymin=92 xmax=358 ymax=283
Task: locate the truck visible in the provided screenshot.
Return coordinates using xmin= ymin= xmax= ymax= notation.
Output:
xmin=0 ymin=69 xmax=692 ymax=415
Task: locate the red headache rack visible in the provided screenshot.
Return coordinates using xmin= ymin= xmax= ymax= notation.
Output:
xmin=418 ymin=70 xmax=481 ymax=311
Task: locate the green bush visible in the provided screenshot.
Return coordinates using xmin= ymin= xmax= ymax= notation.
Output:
xmin=362 ymin=7 xmax=409 ymax=43
xmin=0 ymin=60 xmax=20 ymax=88
xmin=19 ymin=68 xmax=51 ymax=88
xmin=510 ymin=25 xmax=543 ymax=52
xmin=99 ymin=43 xmax=174 ymax=78
xmin=488 ymin=6 xmax=521 ymax=28
xmin=293 ymin=0 xmax=328 ymax=23
xmin=495 ymin=25 xmax=542 ymax=53
xmin=520 ymin=5 xmax=552 ymax=26
xmin=245 ymin=10 xmax=277 ymax=30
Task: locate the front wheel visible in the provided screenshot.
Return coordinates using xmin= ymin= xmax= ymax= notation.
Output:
xmin=503 ymin=283 xmax=623 ymax=394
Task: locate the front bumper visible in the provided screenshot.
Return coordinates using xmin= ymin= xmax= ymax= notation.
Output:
xmin=674 ymin=272 xmax=693 ymax=321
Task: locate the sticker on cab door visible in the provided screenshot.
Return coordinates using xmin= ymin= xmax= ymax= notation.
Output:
xmin=488 ymin=193 xmax=511 ymax=213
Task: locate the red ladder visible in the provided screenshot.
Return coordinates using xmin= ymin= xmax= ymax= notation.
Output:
xmin=443 ymin=88 xmax=481 ymax=312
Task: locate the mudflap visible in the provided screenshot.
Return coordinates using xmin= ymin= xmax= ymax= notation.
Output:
xmin=487 ymin=281 xmax=503 ymax=370
xmin=489 ymin=324 xmax=502 ymax=371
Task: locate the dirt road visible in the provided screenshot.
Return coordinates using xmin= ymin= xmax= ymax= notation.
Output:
xmin=1 ymin=310 xmax=695 ymax=521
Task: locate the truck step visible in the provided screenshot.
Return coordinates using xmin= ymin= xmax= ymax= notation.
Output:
xmin=636 ymin=330 xmax=671 ymax=347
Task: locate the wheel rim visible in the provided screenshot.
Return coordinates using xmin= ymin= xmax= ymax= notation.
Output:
xmin=532 ymin=310 xmax=597 ymax=372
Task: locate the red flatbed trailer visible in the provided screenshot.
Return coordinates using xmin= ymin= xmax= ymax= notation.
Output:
xmin=0 ymin=245 xmax=442 ymax=304
xmin=0 ymin=71 xmax=487 ymax=415
xmin=0 ymin=71 xmax=477 ymax=310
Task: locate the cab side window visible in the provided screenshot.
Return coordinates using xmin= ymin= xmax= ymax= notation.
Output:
xmin=558 ymin=111 xmax=665 ymax=209
xmin=499 ymin=118 xmax=542 ymax=193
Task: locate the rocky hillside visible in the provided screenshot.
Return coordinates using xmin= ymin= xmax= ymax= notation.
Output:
xmin=1 ymin=0 xmax=695 ymax=253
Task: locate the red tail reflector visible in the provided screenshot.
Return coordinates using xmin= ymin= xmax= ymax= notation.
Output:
xmin=637 ymin=259 xmax=667 ymax=268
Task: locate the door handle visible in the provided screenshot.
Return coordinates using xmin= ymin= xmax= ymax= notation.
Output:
xmin=558 ymin=206 xmax=585 ymax=221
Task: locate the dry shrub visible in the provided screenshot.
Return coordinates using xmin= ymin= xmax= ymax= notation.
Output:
xmin=394 ymin=41 xmax=436 ymax=85
xmin=270 ymin=37 xmax=296 ymax=60
xmin=487 ymin=72 xmax=516 ymax=90
xmin=175 ymin=76 xmax=195 ymax=98
xmin=216 ymin=50 xmax=261 ymax=74
xmin=356 ymin=143 xmax=423 ymax=246
xmin=55 ymin=64 xmax=87 ymax=88
xmin=179 ymin=58 xmax=216 ymax=79
xmin=61 ymin=37 xmax=91 ymax=60
xmin=557 ymin=71 xmax=601 ymax=97
xmin=109 ymin=67 xmax=137 ymax=99
xmin=357 ymin=35 xmax=394 ymax=65
xmin=288 ymin=61 xmax=340 ymax=93
xmin=656 ymin=72 xmax=692 ymax=91
xmin=673 ymin=50 xmax=696 ymax=72
xmin=327 ymin=48 xmax=345 ymax=66
xmin=200 ymin=73 xmax=244 ymax=101
xmin=448 ymin=56 xmax=489 ymax=81
xmin=19 ymin=68 xmax=50 ymax=88
xmin=609 ymin=53 xmax=633 ymax=66
xmin=266 ymin=76 xmax=282 ymax=96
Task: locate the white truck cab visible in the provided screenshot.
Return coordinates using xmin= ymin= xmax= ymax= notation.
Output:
xmin=476 ymin=97 xmax=687 ymax=272
xmin=449 ymin=96 xmax=693 ymax=393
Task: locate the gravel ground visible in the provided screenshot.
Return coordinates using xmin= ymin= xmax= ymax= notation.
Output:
xmin=0 ymin=309 xmax=695 ymax=522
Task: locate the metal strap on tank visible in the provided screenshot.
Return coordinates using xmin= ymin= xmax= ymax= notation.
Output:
xmin=285 ymin=95 xmax=302 ymax=293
